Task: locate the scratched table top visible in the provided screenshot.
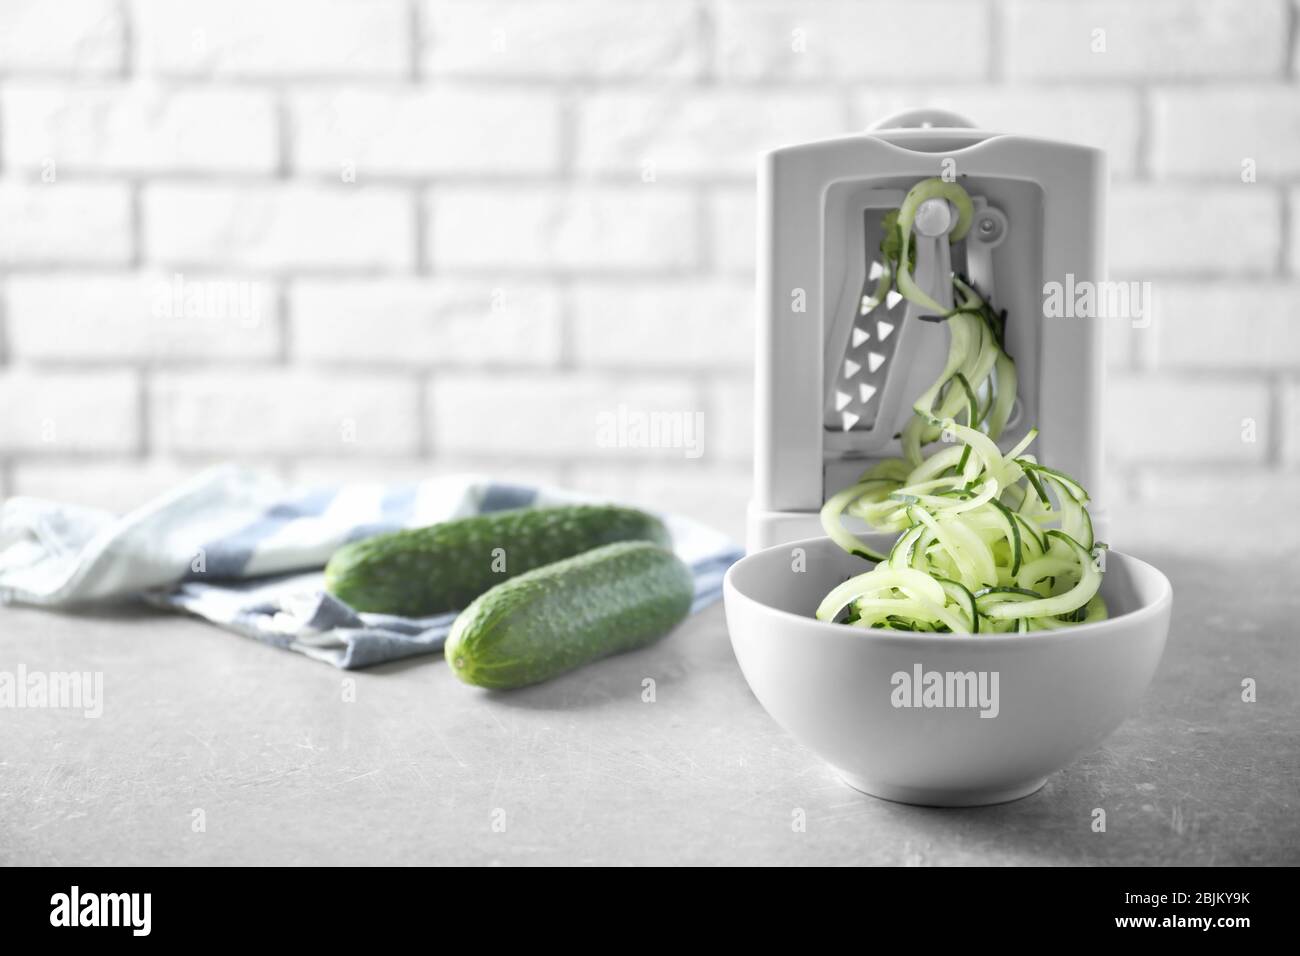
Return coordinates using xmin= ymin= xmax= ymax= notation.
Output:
xmin=2 ymin=547 xmax=1296 ymax=866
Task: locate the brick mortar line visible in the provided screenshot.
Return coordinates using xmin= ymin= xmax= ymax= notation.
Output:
xmin=698 ymin=0 xmax=719 ymax=86
xmin=0 ymin=450 xmax=431 ymax=462
xmin=277 ymin=360 xmax=566 ymax=374
xmin=557 ymin=86 xmax=578 ymax=179
xmin=102 ymin=264 xmax=426 ymax=279
xmin=413 ymin=185 xmax=429 ymax=275
xmin=1107 ymin=370 xmax=1289 ymax=386
xmin=1134 ymin=85 xmax=1152 ymax=182
xmin=14 ymin=264 xmax=1299 ymax=283
xmin=415 ymin=372 xmax=431 ymax=458
xmin=1290 ymin=0 xmax=1300 ymax=78
xmin=1117 ymin=174 xmax=1300 ymax=186
xmin=118 ymin=0 xmax=133 ymax=79
xmin=2 ymin=266 xmax=327 ymax=279
xmin=423 ymin=370 xmax=730 ymax=384
xmin=5 ymin=358 xmax=769 ymax=376
xmin=1132 ymin=460 xmax=1300 ymax=480
xmin=408 ymin=0 xmax=422 ymax=82
xmin=2 ymin=172 xmax=741 ymax=187
xmin=274 ymin=91 xmax=291 ymax=179
xmin=555 ymin=277 xmax=575 ymax=370
xmin=694 ymin=182 xmax=714 ymax=274
xmin=1266 ymin=372 xmax=1285 ymax=466
xmin=988 ymin=0 xmax=1004 ymax=83
xmin=12 ymin=171 xmax=1300 ymax=188
xmin=0 ymin=277 xmax=7 ymax=365
xmin=136 ymin=366 xmax=150 ymax=459
xmin=983 ymin=74 xmax=1297 ymax=87
xmin=12 ymin=72 xmax=1297 ymax=90
xmin=19 ymin=77 xmax=1300 ymax=96
xmin=1279 ymin=186 xmax=1294 ymax=277
xmin=0 ymin=266 xmax=758 ymax=282
xmin=128 ymin=179 xmax=143 ymax=268
xmin=0 ymin=447 xmax=755 ymax=466
xmin=275 ymin=278 xmax=291 ymax=365
xmin=0 ymin=264 xmax=727 ymax=280
xmin=696 ymin=370 xmax=720 ymax=461
xmin=23 ymin=357 xmax=1278 ymax=376
xmin=1109 ymin=456 xmax=1277 ymax=479
xmin=1104 ymin=268 xmax=1293 ymax=282
xmin=5 ymin=358 xmax=288 ymax=372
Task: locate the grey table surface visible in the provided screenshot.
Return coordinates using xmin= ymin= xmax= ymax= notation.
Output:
xmin=2 ymin=548 xmax=1297 ymax=866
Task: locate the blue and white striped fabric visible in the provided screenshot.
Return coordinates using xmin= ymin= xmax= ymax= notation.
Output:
xmin=0 ymin=465 xmax=743 ymax=669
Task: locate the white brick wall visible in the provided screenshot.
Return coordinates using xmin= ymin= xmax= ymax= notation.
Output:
xmin=290 ymin=278 xmax=563 ymax=366
xmin=420 ymin=1 xmax=706 ymax=79
xmin=1104 ymin=379 xmax=1270 ymax=464
xmin=1151 ymin=283 xmax=1300 ymax=369
xmin=3 ymin=86 xmax=278 ymax=174
xmin=1108 ymin=186 xmax=1280 ymax=276
xmin=428 ymin=373 xmax=699 ymax=458
xmin=1152 ymin=87 xmax=1300 ymax=179
xmin=0 ymin=183 xmax=131 ymax=265
xmin=574 ymin=91 xmax=844 ymax=178
xmin=715 ymin=0 xmax=991 ymax=80
xmin=0 ymin=0 xmax=1294 ymax=547
xmin=0 ymin=1 xmax=124 ymax=75
xmin=143 ymin=184 xmax=414 ymax=271
xmin=134 ymin=0 xmax=410 ymax=78
xmin=1003 ymin=0 xmax=1290 ymax=79
xmin=571 ymin=281 xmax=752 ymax=369
xmin=426 ymin=187 xmax=698 ymax=272
xmin=289 ymin=89 xmax=562 ymax=176
xmin=0 ymin=369 xmax=139 ymax=454
xmin=7 ymin=273 xmax=279 ymax=362
xmin=151 ymin=371 xmax=420 ymax=456
xmin=709 ymin=190 xmax=756 ymax=275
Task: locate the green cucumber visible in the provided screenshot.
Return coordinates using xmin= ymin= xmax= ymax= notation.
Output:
xmin=445 ymin=541 xmax=694 ymax=689
xmin=324 ymin=505 xmax=670 ymax=617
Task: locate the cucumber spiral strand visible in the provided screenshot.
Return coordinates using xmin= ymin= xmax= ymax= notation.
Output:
xmin=819 ymin=178 xmax=1105 ymax=634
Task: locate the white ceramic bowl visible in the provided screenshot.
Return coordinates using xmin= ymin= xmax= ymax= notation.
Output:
xmin=724 ymin=534 xmax=1172 ymax=806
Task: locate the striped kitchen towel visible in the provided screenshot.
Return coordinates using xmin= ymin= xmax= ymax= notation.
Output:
xmin=0 ymin=465 xmax=743 ymax=669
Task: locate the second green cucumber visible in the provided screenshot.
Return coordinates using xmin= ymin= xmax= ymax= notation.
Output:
xmin=324 ymin=504 xmax=670 ymax=617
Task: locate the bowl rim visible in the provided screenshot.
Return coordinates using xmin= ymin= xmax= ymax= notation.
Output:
xmin=724 ymin=533 xmax=1173 ymax=648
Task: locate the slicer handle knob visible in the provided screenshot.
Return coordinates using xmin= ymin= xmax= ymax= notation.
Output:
xmin=868 ymin=108 xmax=976 ymax=131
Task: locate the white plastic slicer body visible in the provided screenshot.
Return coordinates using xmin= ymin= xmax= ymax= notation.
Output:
xmin=748 ymin=109 xmax=1107 ymax=552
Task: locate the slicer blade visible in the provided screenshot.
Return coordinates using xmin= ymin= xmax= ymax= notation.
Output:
xmin=827 ymin=272 xmax=905 ymax=432
xmin=824 ymin=195 xmax=1009 ymax=440
xmin=825 ymin=197 xmax=960 ymax=435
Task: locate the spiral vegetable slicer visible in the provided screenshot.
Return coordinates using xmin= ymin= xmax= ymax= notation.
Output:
xmin=748 ymin=109 xmax=1108 ymax=551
